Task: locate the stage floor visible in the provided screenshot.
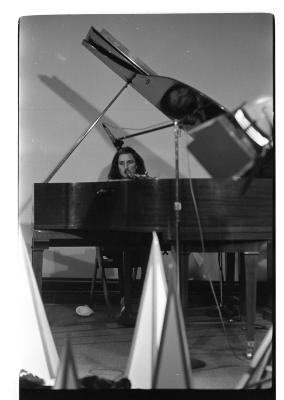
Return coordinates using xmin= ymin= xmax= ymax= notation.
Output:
xmin=44 ymin=301 xmax=272 ymax=389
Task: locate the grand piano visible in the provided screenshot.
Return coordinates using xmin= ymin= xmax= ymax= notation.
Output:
xmin=32 ymin=177 xmax=273 ymax=356
xmin=32 ymin=26 xmax=273 ymax=357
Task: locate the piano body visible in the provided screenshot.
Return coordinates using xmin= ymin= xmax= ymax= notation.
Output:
xmin=32 ymin=178 xmax=273 ymax=355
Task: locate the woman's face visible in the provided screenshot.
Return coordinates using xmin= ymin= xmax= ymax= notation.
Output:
xmin=118 ymin=153 xmax=137 ymax=178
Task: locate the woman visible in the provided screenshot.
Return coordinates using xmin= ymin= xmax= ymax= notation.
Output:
xmin=104 ymin=147 xmax=150 ymax=326
xmin=108 ymin=146 xmax=148 ymax=180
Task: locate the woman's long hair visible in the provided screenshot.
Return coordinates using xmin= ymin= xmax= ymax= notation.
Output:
xmin=108 ymin=147 xmax=146 ymax=179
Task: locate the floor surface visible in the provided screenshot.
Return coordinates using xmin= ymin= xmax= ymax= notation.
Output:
xmin=45 ymin=301 xmax=272 ymax=390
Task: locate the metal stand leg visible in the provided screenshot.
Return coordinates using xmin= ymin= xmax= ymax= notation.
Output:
xmin=94 ymin=247 xmax=113 ymax=318
xmin=225 ymin=253 xmax=235 ymax=297
xmin=179 ymin=250 xmax=189 ymax=310
xmin=239 ymin=252 xmax=246 ymax=317
xmin=89 ymin=248 xmax=99 ymax=306
xmin=122 ymin=251 xmax=133 ymax=313
xmin=174 ymin=122 xmax=181 ymax=297
xmin=262 ymin=241 xmax=273 ymax=321
xmin=244 ymin=251 xmax=259 ymax=359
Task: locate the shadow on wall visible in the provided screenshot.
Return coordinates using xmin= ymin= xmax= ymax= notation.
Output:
xmin=38 ymin=75 xmax=177 ymax=179
xmin=46 ymin=248 xmax=97 ymax=278
xmin=20 ymin=76 xmax=223 ymax=280
xmin=19 ymin=75 xmax=176 ymax=225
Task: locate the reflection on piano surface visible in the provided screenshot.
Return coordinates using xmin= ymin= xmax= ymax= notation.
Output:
xmin=34 ymin=178 xmax=272 ymax=241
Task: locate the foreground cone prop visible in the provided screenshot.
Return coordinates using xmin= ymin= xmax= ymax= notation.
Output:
xmin=236 ymin=326 xmax=273 ymax=389
xmin=125 ymin=232 xmax=168 ymax=389
xmin=19 ymin=228 xmax=59 ymax=385
xmin=53 ymin=335 xmax=80 ymax=389
xmin=153 ymin=264 xmax=194 ymax=388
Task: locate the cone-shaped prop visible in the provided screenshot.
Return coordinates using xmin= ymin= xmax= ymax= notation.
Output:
xmin=153 ymin=264 xmax=194 ymax=388
xmin=236 ymin=326 xmax=273 ymax=389
xmin=53 ymin=335 xmax=80 ymax=389
xmin=125 ymin=232 xmax=168 ymax=389
xmin=19 ymin=228 xmax=59 ymax=386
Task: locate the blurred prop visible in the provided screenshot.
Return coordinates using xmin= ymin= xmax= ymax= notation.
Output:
xmin=53 ymin=335 xmax=80 ymax=389
xmin=125 ymin=232 xmax=168 ymax=389
xmin=234 ymin=96 xmax=274 ymax=194
xmin=19 ymin=370 xmax=46 ymax=389
xmin=236 ymin=326 xmax=273 ymax=389
xmin=19 ymin=369 xmax=132 ymax=390
xmin=186 ymin=113 xmax=257 ymax=178
xmin=235 ymin=96 xmax=273 ymax=147
xmin=153 ymin=264 xmax=194 ymax=388
xmin=80 ymin=375 xmax=131 ymax=389
xmin=185 ymin=96 xmax=273 ymax=180
xmin=75 ymin=304 xmax=94 ymax=317
xmin=19 ymin=228 xmax=59 ymax=386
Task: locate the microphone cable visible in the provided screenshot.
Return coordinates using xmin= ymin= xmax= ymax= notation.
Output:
xmin=184 ymin=132 xmax=247 ymax=361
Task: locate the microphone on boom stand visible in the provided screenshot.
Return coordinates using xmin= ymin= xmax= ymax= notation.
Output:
xmin=102 ymin=123 xmax=124 ymax=150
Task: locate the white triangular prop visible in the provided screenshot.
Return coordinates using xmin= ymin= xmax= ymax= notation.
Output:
xmin=53 ymin=335 xmax=79 ymax=389
xmin=19 ymin=228 xmax=59 ymax=386
xmin=153 ymin=265 xmax=194 ymax=388
xmin=125 ymin=232 xmax=168 ymax=389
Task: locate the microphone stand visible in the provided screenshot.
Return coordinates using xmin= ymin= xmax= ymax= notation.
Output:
xmin=118 ymin=121 xmax=175 ymax=140
xmin=174 ymin=121 xmax=181 ymax=297
xmin=102 ymin=123 xmax=125 ymax=150
xmin=120 ymin=119 xmax=205 ymax=370
xmin=115 ymin=119 xmax=183 ymax=299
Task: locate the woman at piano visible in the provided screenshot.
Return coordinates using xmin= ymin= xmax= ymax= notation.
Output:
xmin=108 ymin=146 xmax=149 ymax=180
xmin=104 ymin=146 xmax=151 ymax=326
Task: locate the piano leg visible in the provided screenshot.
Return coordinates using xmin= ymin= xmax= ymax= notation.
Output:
xmin=243 ymin=251 xmax=259 ymax=359
xmin=180 ymin=250 xmax=189 ymax=310
xmin=225 ymin=253 xmax=236 ymax=305
xmin=122 ymin=251 xmax=132 ymax=313
xmin=262 ymin=241 xmax=273 ymax=321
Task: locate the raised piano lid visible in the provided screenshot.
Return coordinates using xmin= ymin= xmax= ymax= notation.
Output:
xmin=82 ymin=26 xmax=156 ymax=83
xmin=82 ymin=26 xmax=227 ymax=127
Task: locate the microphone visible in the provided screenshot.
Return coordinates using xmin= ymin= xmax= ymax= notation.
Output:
xmin=125 ymin=169 xmax=135 ymax=179
xmin=125 ymin=169 xmax=152 ymax=180
xmin=102 ymin=123 xmax=124 ymax=150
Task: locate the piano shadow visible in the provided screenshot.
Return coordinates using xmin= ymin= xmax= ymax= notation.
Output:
xmin=37 ymin=75 xmax=177 ymax=178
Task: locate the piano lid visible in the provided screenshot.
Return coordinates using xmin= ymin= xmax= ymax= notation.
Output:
xmin=82 ymin=26 xmax=157 ymax=82
xmin=82 ymin=26 xmax=227 ymax=128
